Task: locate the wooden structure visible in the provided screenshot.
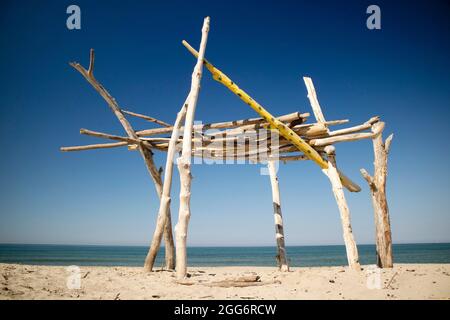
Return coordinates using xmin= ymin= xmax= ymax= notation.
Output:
xmin=61 ymin=17 xmax=394 ymax=279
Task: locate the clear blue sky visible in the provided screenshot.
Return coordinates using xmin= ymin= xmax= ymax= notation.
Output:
xmin=0 ymin=0 xmax=449 ymax=246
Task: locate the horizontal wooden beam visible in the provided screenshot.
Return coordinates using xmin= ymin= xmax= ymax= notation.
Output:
xmin=136 ymin=111 xmax=307 ymax=137
xmin=60 ymin=142 xmax=128 ymax=152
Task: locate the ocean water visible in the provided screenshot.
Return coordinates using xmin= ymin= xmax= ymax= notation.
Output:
xmin=0 ymin=243 xmax=449 ymax=267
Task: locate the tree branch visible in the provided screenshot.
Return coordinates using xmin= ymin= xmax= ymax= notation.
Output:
xmin=122 ymin=109 xmax=171 ymax=127
xmin=384 ymin=133 xmax=394 ymax=154
xmin=88 ymin=48 xmax=95 ymax=77
xmin=360 ymin=168 xmax=376 ymax=189
xmin=60 ymin=142 xmax=128 ymax=152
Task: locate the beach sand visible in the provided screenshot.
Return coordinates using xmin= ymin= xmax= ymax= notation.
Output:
xmin=1 ymin=263 xmax=449 ymax=300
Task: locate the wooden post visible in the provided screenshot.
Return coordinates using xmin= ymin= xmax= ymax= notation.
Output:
xmin=143 ymin=98 xmax=189 ymax=271
xmin=70 ymin=50 xmax=175 ymax=269
xmin=175 ymin=17 xmax=210 ymax=279
xmin=303 ymin=77 xmax=360 ymax=270
xmin=267 ymin=160 xmax=289 ymax=271
xmin=323 ymin=146 xmax=360 ymax=270
xmin=360 ymin=122 xmax=394 ymax=268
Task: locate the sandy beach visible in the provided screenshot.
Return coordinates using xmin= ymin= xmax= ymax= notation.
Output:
xmin=1 ymin=263 xmax=449 ymax=300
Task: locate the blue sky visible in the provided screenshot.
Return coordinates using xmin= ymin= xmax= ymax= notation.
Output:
xmin=0 ymin=0 xmax=449 ymax=246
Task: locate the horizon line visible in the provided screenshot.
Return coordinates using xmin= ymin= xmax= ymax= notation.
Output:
xmin=1 ymin=241 xmax=449 ymax=248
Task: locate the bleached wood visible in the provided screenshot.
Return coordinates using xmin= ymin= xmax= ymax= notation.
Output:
xmin=122 ymin=109 xmax=171 ymax=127
xmin=360 ymin=168 xmax=375 ymax=188
xmin=60 ymin=141 xmax=128 ymax=152
xmin=309 ymin=131 xmax=375 ymax=147
xmin=384 ymin=133 xmax=393 ymax=153
xmin=128 ymin=144 xmax=139 ymax=151
xmin=144 ymin=97 xmax=189 ymax=272
xmin=197 ymin=142 xmax=296 ymax=159
xmin=136 ymin=111 xmax=307 ymax=137
xmin=175 ymin=17 xmax=210 ymax=279
xmin=323 ymin=146 xmax=361 ymax=271
xmin=212 ymin=120 xmax=348 ymax=140
xmin=78 ymin=128 xmax=172 ymax=151
xmin=309 ymin=120 xmax=384 ymax=146
xmin=326 ymin=116 xmax=379 ymax=137
xmin=360 ymin=122 xmax=393 ymax=268
xmin=277 ymin=154 xmax=309 ymax=162
xmin=303 ymin=77 xmax=327 ymax=124
xmin=267 ymin=160 xmax=289 ymax=271
xmin=80 ymin=128 xmax=140 ymax=144
xmin=206 ymin=123 xmax=323 ymax=141
xmin=70 ymin=49 xmax=175 ymax=268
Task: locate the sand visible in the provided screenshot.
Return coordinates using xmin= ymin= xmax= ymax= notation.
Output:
xmin=1 ymin=263 xmax=449 ymax=300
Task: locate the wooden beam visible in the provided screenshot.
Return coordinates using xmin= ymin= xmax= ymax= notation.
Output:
xmin=309 ymin=131 xmax=375 ymax=147
xmin=326 ymin=116 xmax=379 ymax=137
xmin=80 ymin=128 xmax=140 ymax=144
xmin=136 ymin=111 xmax=307 ymax=137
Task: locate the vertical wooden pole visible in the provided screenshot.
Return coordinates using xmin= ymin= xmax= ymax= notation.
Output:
xmin=360 ymin=122 xmax=394 ymax=268
xmin=323 ymin=146 xmax=361 ymax=271
xmin=163 ymin=212 xmax=176 ymax=269
xmin=141 ymin=150 xmax=176 ymax=270
xmin=144 ymin=98 xmax=189 ymax=272
xmin=175 ymin=17 xmax=210 ymax=279
xmin=267 ymin=160 xmax=289 ymax=271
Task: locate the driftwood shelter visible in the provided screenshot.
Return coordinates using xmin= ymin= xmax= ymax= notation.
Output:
xmin=61 ymin=17 xmax=394 ymax=279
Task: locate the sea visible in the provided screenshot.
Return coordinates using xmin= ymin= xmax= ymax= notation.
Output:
xmin=1 ymin=243 xmax=449 ymax=267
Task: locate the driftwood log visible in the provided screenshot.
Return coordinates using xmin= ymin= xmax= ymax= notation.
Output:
xmin=144 ymin=97 xmax=189 ymax=272
xmin=175 ymin=17 xmax=210 ymax=279
xmin=267 ymin=160 xmax=289 ymax=271
xmin=121 ymin=109 xmax=171 ymax=127
xmin=323 ymin=146 xmax=361 ymax=270
xmin=360 ymin=122 xmax=394 ymax=268
xmin=303 ymin=78 xmax=360 ymax=270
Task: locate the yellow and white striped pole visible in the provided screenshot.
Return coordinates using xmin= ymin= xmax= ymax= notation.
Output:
xmin=182 ymin=40 xmax=360 ymax=192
